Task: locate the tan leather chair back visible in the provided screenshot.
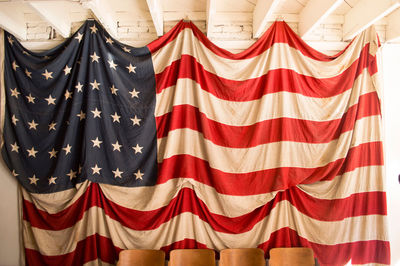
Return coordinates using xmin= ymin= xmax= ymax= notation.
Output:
xmin=169 ymin=249 xmax=215 ymax=266
xmin=219 ymin=248 xmax=266 ymax=266
xmin=117 ymin=249 xmax=165 ymax=266
xmin=269 ymin=247 xmax=315 ymax=266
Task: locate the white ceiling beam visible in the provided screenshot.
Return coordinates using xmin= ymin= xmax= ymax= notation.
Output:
xmin=146 ymin=0 xmax=163 ymax=37
xmin=0 ymin=2 xmax=27 ymax=40
xmin=298 ymin=0 xmax=343 ymax=37
xmin=206 ymin=0 xmax=216 ymax=37
xmin=386 ymin=8 xmax=400 ymax=42
xmin=343 ymin=0 xmax=400 ymax=41
xmin=253 ymin=0 xmax=281 ymax=38
xmin=80 ymin=0 xmax=118 ymax=38
xmin=28 ymin=1 xmax=71 ymax=38
xmin=164 ymin=11 xmax=206 ymax=21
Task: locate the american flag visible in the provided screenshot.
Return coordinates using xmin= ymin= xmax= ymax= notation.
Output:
xmin=1 ymin=20 xmax=390 ymax=265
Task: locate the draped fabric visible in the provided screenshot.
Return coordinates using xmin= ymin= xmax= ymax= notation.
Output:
xmin=0 ymin=20 xmax=390 ymax=265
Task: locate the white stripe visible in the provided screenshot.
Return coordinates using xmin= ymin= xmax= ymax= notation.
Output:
xmin=157 ymin=115 xmax=382 ymax=173
xmin=100 ymin=180 xmax=277 ymax=217
xmin=298 ymin=165 xmax=385 ymax=200
xmin=155 ymin=70 xmax=375 ymax=125
xmin=21 ymin=181 xmax=91 ymax=214
xmin=152 ymin=27 xmax=374 ymax=80
xmin=22 ymin=179 xmax=277 ymax=218
xmin=23 ymin=202 xmax=388 ymax=256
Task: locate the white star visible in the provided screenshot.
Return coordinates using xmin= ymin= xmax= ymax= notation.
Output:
xmin=132 ymin=144 xmax=143 ymax=154
xmin=123 ymin=46 xmax=131 ymax=53
xmin=12 ymin=169 xmax=19 ymax=177
xmin=48 ymin=121 xmax=57 ymax=131
xmin=75 ymin=82 xmax=83 ymax=92
xmin=75 ymin=32 xmax=83 ymax=42
xmin=110 ymin=84 xmax=118 ymax=95
xmin=63 ymin=144 xmax=72 ymax=155
xmin=129 ymin=89 xmax=140 ymax=99
xmin=90 ymin=80 xmax=101 ymax=90
xmin=12 ymin=61 xmax=19 ymax=71
xmin=66 ymin=169 xmax=77 ymax=180
xmin=126 ymin=63 xmax=136 ymax=73
xmin=111 ymin=141 xmax=122 ymax=152
xmin=27 ymin=147 xmax=38 ymax=158
xmin=91 ymin=108 xmax=102 ymax=118
xmin=8 ymin=36 xmax=14 ymax=46
xmin=11 ymin=114 xmax=18 ymax=125
xmin=48 ymin=148 xmax=58 ymax=158
xmin=64 ymin=90 xmax=73 ymax=100
xmin=134 ymin=169 xmax=144 ymax=180
xmin=28 ymin=120 xmax=38 ymax=130
xmin=105 ymin=37 xmax=114 ymax=44
xmin=90 ymin=24 xmax=98 ymax=34
xmin=10 ymin=88 xmax=20 ymax=98
xmin=110 ymin=112 xmax=121 ymax=123
xmin=63 ymin=65 xmax=72 ymax=75
xmin=48 ymin=176 xmax=57 ymax=185
xmin=25 ymin=68 xmax=32 ymax=78
xmin=77 ymin=110 xmax=86 ymax=121
xmin=90 ymin=52 xmax=100 ymax=63
xmin=45 ymin=95 xmax=56 ymax=105
xmin=29 ymin=175 xmax=39 ymax=185
xmin=108 ymin=60 xmax=117 ymax=70
xmin=112 ymin=168 xmax=123 ymax=178
xmin=26 ymin=93 xmax=35 ymax=103
xmin=42 ymin=69 xmax=53 ymax=80
xmin=91 ymin=164 xmax=101 ymax=175
xmin=91 ymin=137 xmax=103 ymax=148
xmin=10 ymin=142 xmax=19 ymax=153
xmin=130 ymin=115 xmax=141 ymax=126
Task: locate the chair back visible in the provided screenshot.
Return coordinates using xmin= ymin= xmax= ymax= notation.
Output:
xmin=219 ymin=248 xmax=266 ymax=266
xmin=117 ymin=249 xmax=165 ymax=266
xmin=269 ymin=247 xmax=315 ymax=266
xmin=169 ymin=249 xmax=215 ymax=266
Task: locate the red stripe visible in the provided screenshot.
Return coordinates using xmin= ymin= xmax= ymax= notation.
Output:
xmin=147 ymin=20 xmax=190 ymax=54
xmin=23 ymin=183 xmax=386 ymax=233
xmin=156 ymin=92 xmax=381 ymax=147
xmin=25 ymin=234 xmax=121 ymax=266
xmin=160 ymin=239 xmax=211 ymax=260
xmin=158 ymin=141 xmax=383 ymax=195
xmin=257 ymin=227 xmax=390 ymax=265
xmin=155 ymin=46 xmax=377 ymax=100
xmin=148 ymin=21 xmax=352 ymax=61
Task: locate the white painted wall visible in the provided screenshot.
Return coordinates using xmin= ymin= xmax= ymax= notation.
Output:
xmin=0 ymin=158 xmax=21 ymax=266
xmin=382 ymin=43 xmax=400 ymax=266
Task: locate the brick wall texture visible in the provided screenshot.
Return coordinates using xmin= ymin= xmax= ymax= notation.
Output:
xmin=22 ymin=11 xmax=386 ymax=51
